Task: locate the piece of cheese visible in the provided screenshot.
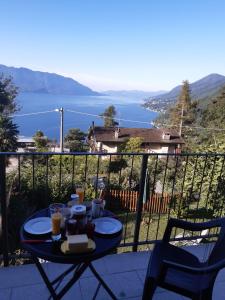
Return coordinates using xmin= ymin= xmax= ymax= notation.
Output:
xmin=61 ymin=239 xmax=96 ymax=254
xmin=67 ymin=234 xmax=88 ymax=251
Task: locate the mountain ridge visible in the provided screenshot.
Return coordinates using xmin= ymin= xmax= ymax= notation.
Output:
xmin=0 ymin=64 xmax=100 ymax=96
xmin=144 ymin=73 xmax=225 ymax=111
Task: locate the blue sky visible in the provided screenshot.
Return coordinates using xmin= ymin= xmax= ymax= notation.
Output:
xmin=1 ymin=0 xmax=225 ymax=91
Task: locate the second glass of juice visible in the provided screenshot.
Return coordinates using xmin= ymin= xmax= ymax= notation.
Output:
xmin=76 ymin=185 xmax=84 ymax=203
xmin=51 ymin=212 xmax=62 ymax=241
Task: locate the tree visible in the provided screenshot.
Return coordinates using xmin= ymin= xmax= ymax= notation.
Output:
xmin=123 ymin=137 xmax=144 ymax=153
xmin=201 ymin=86 xmax=225 ymax=134
xmin=0 ymin=75 xmax=19 ymax=151
xmin=100 ymin=105 xmax=118 ymax=127
xmin=33 ymin=130 xmax=48 ymax=151
xmin=169 ymin=80 xmax=192 ymax=133
xmin=64 ymin=128 xmax=87 ymax=152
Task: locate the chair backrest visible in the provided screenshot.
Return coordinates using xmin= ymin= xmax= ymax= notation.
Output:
xmin=208 ymin=219 xmax=225 ymax=267
xmin=196 ymin=229 xmax=209 ymax=244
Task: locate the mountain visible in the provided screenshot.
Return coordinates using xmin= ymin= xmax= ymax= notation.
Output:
xmin=0 ymin=64 xmax=100 ymax=96
xmin=144 ymin=73 xmax=225 ymax=112
xmin=104 ymin=90 xmax=166 ymax=99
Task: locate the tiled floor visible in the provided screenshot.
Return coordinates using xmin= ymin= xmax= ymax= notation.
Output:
xmin=0 ymin=245 xmax=225 ymax=300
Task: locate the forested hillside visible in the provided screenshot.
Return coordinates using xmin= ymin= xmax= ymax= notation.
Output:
xmin=154 ymin=81 xmax=225 ymax=152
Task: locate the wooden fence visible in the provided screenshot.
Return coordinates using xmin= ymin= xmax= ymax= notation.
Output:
xmin=106 ymin=189 xmax=171 ymax=214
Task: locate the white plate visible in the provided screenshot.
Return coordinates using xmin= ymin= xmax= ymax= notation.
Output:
xmin=92 ymin=217 xmax=122 ymax=235
xmin=24 ymin=217 xmax=52 ymax=235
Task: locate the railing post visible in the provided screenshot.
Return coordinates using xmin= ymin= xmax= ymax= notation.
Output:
xmin=0 ymin=155 xmax=9 ymax=266
xmin=133 ymin=154 xmax=148 ymax=252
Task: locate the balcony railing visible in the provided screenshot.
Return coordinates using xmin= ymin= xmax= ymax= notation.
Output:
xmin=0 ymin=151 xmax=224 ymax=267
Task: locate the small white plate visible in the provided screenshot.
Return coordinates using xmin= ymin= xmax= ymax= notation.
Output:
xmin=24 ymin=217 xmax=52 ymax=235
xmin=92 ymin=217 xmax=122 ymax=235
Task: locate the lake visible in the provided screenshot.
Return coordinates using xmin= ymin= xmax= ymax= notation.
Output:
xmin=14 ymin=92 xmax=158 ymax=141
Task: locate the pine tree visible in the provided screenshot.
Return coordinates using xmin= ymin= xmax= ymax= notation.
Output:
xmin=33 ymin=130 xmax=49 ymax=151
xmin=100 ymin=105 xmax=118 ymax=127
xmin=169 ymin=80 xmax=192 ymax=135
xmin=64 ymin=128 xmax=87 ymax=152
xmin=0 ymin=75 xmax=19 ymax=151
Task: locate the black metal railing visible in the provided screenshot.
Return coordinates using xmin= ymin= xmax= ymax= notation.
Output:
xmin=1 ymin=151 xmax=225 ymax=266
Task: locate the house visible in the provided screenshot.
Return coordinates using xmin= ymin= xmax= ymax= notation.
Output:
xmin=88 ymin=126 xmax=184 ymax=154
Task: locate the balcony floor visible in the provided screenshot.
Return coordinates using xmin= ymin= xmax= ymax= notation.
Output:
xmin=0 ymin=244 xmax=225 ymax=300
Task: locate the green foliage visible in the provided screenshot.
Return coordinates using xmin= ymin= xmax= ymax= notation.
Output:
xmin=0 ymin=75 xmax=19 ymax=151
xmin=199 ymin=86 xmax=225 ymax=146
xmin=123 ymin=137 xmax=144 ymax=153
xmin=33 ymin=130 xmax=48 ymax=151
xmin=168 ymin=80 xmax=193 ymax=131
xmin=0 ymin=75 xmax=18 ymax=115
xmin=108 ymin=157 xmax=127 ymax=173
xmin=0 ymin=116 xmax=19 ymax=151
xmin=64 ymin=128 xmax=87 ymax=152
xmin=100 ymin=105 xmax=118 ymax=127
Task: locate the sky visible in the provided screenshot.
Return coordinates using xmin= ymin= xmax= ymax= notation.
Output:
xmin=1 ymin=0 xmax=225 ymax=91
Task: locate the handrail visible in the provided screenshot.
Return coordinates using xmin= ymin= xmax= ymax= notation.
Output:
xmin=0 ymin=151 xmax=224 ymax=267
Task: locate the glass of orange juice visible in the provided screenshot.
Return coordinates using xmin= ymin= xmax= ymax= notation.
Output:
xmin=76 ymin=185 xmax=84 ymax=203
xmin=49 ymin=203 xmax=65 ymax=240
xmin=51 ymin=212 xmax=62 ymax=240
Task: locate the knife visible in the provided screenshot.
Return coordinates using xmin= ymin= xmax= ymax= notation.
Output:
xmin=22 ymin=239 xmax=53 ymax=244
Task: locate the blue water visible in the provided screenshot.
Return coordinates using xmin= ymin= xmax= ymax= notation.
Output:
xmin=14 ymin=92 xmax=158 ymax=141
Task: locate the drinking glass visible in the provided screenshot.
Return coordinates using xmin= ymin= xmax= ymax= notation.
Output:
xmin=92 ymin=199 xmax=102 ymax=218
xmin=49 ymin=203 xmax=65 ymax=240
xmin=76 ymin=185 xmax=85 ymax=203
xmin=49 ymin=203 xmax=65 ymax=216
xmin=51 ymin=212 xmax=62 ymax=240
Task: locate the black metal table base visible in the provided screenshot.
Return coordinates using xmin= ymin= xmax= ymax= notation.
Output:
xmin=33 ymin=256 xmax=117 ymax=300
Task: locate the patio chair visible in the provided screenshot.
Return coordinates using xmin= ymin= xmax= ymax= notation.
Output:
xmin=142 ymin=217 xmax=225 ymax=300
xmin=170 ymin=228 xmax=209 ymax=246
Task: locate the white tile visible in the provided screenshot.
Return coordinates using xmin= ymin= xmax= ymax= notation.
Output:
xmin=153 ymin=290 xmax=186 ymax=300
xmin=81 ymin=258 xmax=109 ymax=278
xmin=80 ymin=270 xmax=143 ymax=299
xmin=56 ymin=279 xmax=82 ymax=300
xmin=136 ymin=269 xmax=147 ymax=283
xmin=213 ymin=281 xmax=225 ymax=300
xmin=80 ymin=276 xmax=112 ymax=300
xmin=45 ymin=263 xmax=74 ymax=281
xmin=215 ymin=267 xmax=225 ymax=283
xmin=0 ymin=288 xmax=11 ymax=300
xmin=0 ymin=264 xmax=48 ymax=288
xmin=183 ymin=243 xmax=214 ymax=262
xmin=11 ymin=280 xmax=83 ymax=300
xmin=104 ymin=251 xmax=150 ymax=274
xmin=11 ymin=283 xmax=49 ymax=300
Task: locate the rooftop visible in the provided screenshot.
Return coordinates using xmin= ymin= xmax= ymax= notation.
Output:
xmin=91 ymin=127 xmax=184 ymax=144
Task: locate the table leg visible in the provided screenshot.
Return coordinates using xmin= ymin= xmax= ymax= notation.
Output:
xmin=51 ymin=264 xmax=78 ymax=285
xmin=57 ymin=262 xmax=89 ymax=299
xmin=33 ymin=257 xmax=88 ymax=300
xmin=89 ymin=263 xmax=117 ymax=300
xmin=33 ymin=256 xmax=58 ymax=300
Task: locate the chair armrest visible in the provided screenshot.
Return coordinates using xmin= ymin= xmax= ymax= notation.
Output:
xmin=162 ymin=259 xmax=225 ymax=275
xmin=162 ymin=217 xmax=225 ymax=243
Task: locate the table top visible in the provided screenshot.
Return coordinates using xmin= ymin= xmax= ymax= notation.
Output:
xmin=20 ymin=208 xmax=122 ymax=264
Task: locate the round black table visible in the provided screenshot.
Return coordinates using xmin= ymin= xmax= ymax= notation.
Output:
xmin=20 ymin=208 xmax=122 ymax=300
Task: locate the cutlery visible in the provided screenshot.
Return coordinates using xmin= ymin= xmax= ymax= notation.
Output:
xmin=22 ymin=239 xmax=53 ymax=244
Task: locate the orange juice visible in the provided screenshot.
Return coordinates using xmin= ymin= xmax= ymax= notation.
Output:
xmin=76 ymin=187 xmax=84 ymax=203
xmin=51 ymin=212 xmax=62 ymax=235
